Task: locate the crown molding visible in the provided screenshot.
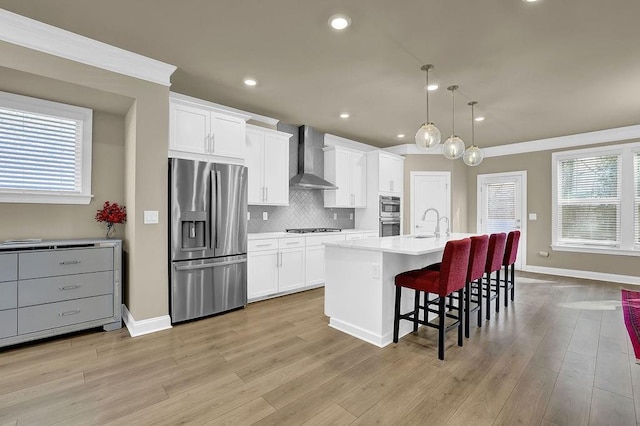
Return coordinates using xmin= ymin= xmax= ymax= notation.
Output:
xmin=324 ymin=133 xmax=377 ymax=151
xmin=170 ymin=92 xmax=278 ymax=126
xmin=0 ymin=8 xmax=177 ymax=86
xmin=386 ymin=124 xmax=640 ymax=158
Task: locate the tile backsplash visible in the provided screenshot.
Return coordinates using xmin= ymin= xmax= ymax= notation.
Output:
xmin=248 ymin=188 xmax=354 ymax=233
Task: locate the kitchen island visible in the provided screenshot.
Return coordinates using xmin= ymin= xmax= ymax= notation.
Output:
xmin=324 ymin=233 xmax=478 ymax=347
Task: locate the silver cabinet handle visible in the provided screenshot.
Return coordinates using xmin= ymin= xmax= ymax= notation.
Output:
xmin=265 ymin=187 xmax=268 ymax=202
xmin=211 ymin=133 xmax=215 ymax=153
xmin=59 ymin=260 xmax=81 ymax=265
xmin=59 ymin=285 xmax=81 ymax=291
xmin=256 ymin=243 xmax=272 ymax=247
xmin=285 ymin=241 xmax=300 ymax=245
xmin=59 ymin=310 xmax=80 ymax=317
xmin=262 ymin=187 xmax=266 ymax=202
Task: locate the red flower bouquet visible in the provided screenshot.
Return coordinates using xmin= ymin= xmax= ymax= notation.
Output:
xmin=95 ymin=201 xmax=126 ymax=238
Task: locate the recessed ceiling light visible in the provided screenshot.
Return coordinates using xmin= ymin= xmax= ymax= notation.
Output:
xmin=340 ymin=112 xmax=350 ymax=119
xmin=475 ymin=116 xmax=485 ymax=122
xmin=523 ymin=0 xmax=540 ymax=3
xmin=243 ymin=78 xmax=257 ymax=87
xmin=329 ymin=14 xmax=351 ymax=30
xmin=397 ymin=134 xmax=405 ymax=139
xmin=427 ymin=84 xmax=439 ymax=91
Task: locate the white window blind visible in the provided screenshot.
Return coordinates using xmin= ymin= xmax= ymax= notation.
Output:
xmin=0 ymin=91 xmax=92 ymax=204
xmin=635 ymin=151 xmax=640 ymax=247
xmin=485 ymin=182 xmax=517 ymax=234
xmin=557 ymin=154 xmax=620 ymax=246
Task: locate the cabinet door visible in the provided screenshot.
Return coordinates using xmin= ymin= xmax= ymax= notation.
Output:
xmin=350 ymin=152 xmax=367 ymax=207
xmin=170 ymin=102 xmax=210 ymax=155
xmin=305 ymin=246 xmax=325 ymax=286
xmin=247 ymin=250 xmax=278 ymax=300
xmin=278 ymin=247 xmax=305 ymax=292
xmin=263 ymin=134 xmax=289 ymax=205
xmin=379 ymin=154 xmax=403 ymax=194
xmin=389 ymin=156 xmax=403 ymax=195
xmin=211 ymin=112 xmax=246 ymax=159
xmin=334 ymin=149 xmax=352 ymax=206
xmin=246 ymin=130 xmax=265 ymax=205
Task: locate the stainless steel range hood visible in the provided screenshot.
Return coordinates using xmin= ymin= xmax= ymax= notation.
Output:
xmin=290 ymin=125 xmax=338 ymax=190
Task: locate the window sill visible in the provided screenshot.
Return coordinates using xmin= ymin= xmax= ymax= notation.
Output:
xmin=551 ymin=244 xmax=640 ymax=257
xmin=0 ymin=193 xmax=93 ymax=205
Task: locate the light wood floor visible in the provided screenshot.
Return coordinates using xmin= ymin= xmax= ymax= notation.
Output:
xmin=0 ymin=272 xmax=638 ymax=425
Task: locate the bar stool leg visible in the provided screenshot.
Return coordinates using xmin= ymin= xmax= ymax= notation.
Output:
xmin=413 ymin=290 xmax=420 ymax=332
xmin=438 ymin=296 xmax=446 ymax=360
xmin=495 ymin=269 xmax=500 ymax=313
xmin=464 ymin=281 xmax=471 ymax=338
xmin=485 ymin=272 xmax=491 ymax=321
xmin=504 ymin=265 xmax=509 ymax=307
xmin=477 ymin=277 xmax=483 ymax=327
xmin=393 ymin=286 xmax=401 ymax=343
xmin=458 ymin=288 xmax=464 ymax=347
xmin=510 ymin=264 xmax=515 ymax=301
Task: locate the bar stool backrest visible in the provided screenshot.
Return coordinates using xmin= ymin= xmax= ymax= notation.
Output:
xmin=468 ymin=235 xmax=489 ymax=282
xmin=503 ymin=230 xmax=521 ymax=266
xmin=485 ymin=233 xmax=507 ymax=274
xmin=438 ymin=238 xmax=471 ymax=296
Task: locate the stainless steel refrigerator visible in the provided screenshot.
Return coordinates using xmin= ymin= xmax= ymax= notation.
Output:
xmin=169 ymin=158 xmax=247 ymax=323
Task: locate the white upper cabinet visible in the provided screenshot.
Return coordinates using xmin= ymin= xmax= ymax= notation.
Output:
xmin=324 ymin=146 xmax=367 ymax=208
xmin=246 ymin=125 xmax=291 ymax=206
xmin=377 ymin=152 xmax=403 ymax=195
xmin=169 ymin=94 xmax=249 ymax=162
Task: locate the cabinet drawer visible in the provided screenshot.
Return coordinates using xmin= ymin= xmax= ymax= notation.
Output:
xmin=19 ymin=247 xmax=113 ymax=279
xmin=248 ymin=239 xmax=278 ymax=252
xmin=0 ymin=309 xmax=17 ymax=339
xmin=345 ymin=233 xmax=363 ymax=240
xmin=279 ymin=237 xmax=305 ymax=249
xmin=18 ymin=294 xmax=114 ymax=335
xmin=19 ymin=271 xmax=113 ymax=307
xmin=361 ymin=232 xmax=379 ymax=239
xmin=0 ymin=281 xmax=17 ymax=310
xmin=305 ymin=234 xmax=346 ymax=247
xmin=0 ymin=254 xmax=17 ymax=282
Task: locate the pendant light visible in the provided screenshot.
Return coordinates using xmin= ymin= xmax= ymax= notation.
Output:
xmin=415 ymin=64 xmax=441 ymax=151
xmin=463 ymin=101 xmax=484 ymax=166
xmin=442 ymin=85 xmax=465 ymax=159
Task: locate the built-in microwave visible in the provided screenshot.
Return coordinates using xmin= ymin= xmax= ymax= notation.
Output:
xmin=379 ymin=196 xmax=400 ymax=217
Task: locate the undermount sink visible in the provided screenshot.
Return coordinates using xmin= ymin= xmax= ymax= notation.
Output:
xmin=409 ymin=234 xmax=436 ymax=239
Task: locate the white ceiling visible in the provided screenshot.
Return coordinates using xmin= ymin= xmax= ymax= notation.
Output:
xmin=0 ymin=0 xmax=639 ymax=148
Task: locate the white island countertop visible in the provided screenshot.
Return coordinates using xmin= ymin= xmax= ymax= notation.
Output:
xmin=323 ymin=232 xmax=478 ymax=255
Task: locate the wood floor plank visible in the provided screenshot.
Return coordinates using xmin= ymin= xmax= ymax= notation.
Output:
xmin=594 ymin=348 xmax=633 ymax=398
xmin=204 ymin=397 xmax=276 ymax=425
xmin=493 ymin=364 xmax=558 ymax=426
xmin=301 ymin=403 xmax=357 ymax=426
xmin=567 ymin=317 xmax=601 ymax=357
xmin=589 ymin=387 xmax=636 ymax=426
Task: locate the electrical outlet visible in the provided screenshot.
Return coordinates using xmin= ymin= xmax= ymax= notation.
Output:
xmin=349 ymin=213 xmax=353 ymax=220
xmin=247 ymin=211 xmax=250 ymax=220
xmin=143 ymin=210 xmax=159 ymax=224
xmin=529 ymin=213 xmax=537 ymax=220
xmin=371 ymin=264 xmax=380 ymax=279
xmin=333 ymin=213 xmax=337 ymax=220
xmin=262 ymin=212 xmax=268 ymax=220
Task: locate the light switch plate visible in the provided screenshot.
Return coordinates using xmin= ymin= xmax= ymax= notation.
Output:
xmin=350 ymin=213 xmax=353 ymax=220
xmin=262 ymin=212 xmax=268 ymax=220
xmin=333 ymin=213 xmax=337 ymax=220
xmin=529 ymin=213 xmax=537 ymax=220
xmin=143 ymin=210 xmax=159 ymax=224
xmin=247 ymin=211 xmax=250 ymax=220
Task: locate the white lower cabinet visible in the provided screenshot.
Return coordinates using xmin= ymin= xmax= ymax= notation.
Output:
xmin=247 ymin=249 xmax=279 ymax=300
xmin=278 ymin=247 xmax=305 ymax=292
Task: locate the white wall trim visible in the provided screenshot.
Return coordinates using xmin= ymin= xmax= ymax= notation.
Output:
xmin=386 ymin=124 xmax=640 ymax=158
xmin=170 ymin=92 xmax=275 ymax=125
xmin=524 ymin=265 xmax=640 ymax=286
xmin=0 ymin=8 xmax=177 ymax=86
xmin=122 ymin=304 xmax=172 ymax=337
xmin=324 ymin=133 xmax=377 ymax=152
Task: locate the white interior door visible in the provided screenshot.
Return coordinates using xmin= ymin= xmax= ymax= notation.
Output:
xmin=410 ymin=172 xmax=451 ymax=236
xmin=477 ymin=171 xmax=527 ymax=270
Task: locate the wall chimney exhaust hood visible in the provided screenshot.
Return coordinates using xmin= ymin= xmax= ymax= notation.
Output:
xmin=290 ymin=125 xmax=338 ymax=190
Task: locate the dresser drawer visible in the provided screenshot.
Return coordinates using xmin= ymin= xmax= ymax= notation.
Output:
xmin=248 ymin=239 xmax=278 ymax=252
xmin=278 ymin=237 xmax=305 ymax=249
xmin=18 ymin=294 xmax=114 ymax=335
xmin=0 ymin=281 xmax=17 ymax=310
xmin=19 ymin=247 xmax=113 ymax=279
xmin=0 ymin=309 xmax=17 ymax=339
xmin=18 ymin=271 xmax=113 ymax=307
xmin=0 ymin=254 xmax=17 ymax=282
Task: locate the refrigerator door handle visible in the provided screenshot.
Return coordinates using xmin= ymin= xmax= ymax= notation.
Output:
xmin=215 ymin=170 xmax=222 ymax=249
xmin=210 ymin=170 xmax=216 ymax=250
xmin=175 ymin=258 xmax=247 ymax=271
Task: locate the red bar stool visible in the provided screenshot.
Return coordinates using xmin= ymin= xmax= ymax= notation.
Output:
xmin=502 ymin=230 xmax=521 ymax=307
xmin=484 ymin=233 xmax=506 ymax=321
xmin=465 ymin=235 xmax=489 ymax=338
xmin=393 ymin=238 xmax=471 ymax=360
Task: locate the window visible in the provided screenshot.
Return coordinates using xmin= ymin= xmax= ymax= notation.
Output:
xmin=552 ymin=142 xmax=640 ymax=255
xmin=0 ymin=91 xmax=92 ymax=204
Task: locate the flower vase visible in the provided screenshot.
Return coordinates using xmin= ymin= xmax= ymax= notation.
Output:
xmin=106 ymin=223 xmax=116 ymax=239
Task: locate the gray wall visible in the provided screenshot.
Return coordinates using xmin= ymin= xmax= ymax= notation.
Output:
xmin=248 ymin=123 xmax=354 ymax=232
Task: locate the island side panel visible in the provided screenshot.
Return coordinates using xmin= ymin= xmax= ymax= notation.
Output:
xmin=325 ymin=246 xmax=385 ymax=346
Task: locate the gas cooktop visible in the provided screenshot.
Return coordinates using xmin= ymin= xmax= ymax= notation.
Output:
xmin=285 ymin=228 xmax=342 ymax=234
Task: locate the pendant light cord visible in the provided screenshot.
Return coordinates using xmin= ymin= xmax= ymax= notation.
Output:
xmin=451 ymin=88 xmax=455 ymax=135
xmin=471 ymin=102 xmax=475 ymax=146
xmin=425 ymin=69 xmax=430 ymax=122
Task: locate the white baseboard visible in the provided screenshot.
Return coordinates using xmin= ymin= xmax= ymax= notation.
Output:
xmin=122 ymin=304 xmax=172 ymax=337
xmin=524 ymin=266 xmax=640 ymax=285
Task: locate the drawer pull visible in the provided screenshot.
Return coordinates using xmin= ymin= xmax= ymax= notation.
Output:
xmin=59 ymin=285 xmax=81 ymax=291
xmin=286 ymin=242 xmax=300 ymax=245
xmin=256 ymin=244 xmax=272 ymax=247
xmin=58 ymin=310 xmax=80 ymax=317
xmin=59 ymin=260 xmax=81 ymax=265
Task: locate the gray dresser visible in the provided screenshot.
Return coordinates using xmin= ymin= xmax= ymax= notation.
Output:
xmin=0 ymin=239 xmax=122 ymax=348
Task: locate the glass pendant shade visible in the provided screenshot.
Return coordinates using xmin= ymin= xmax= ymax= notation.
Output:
xmin=442 ymin=135 xmax=465 ymax=159
xmin=415 ymin=122 xmax=441 ymax=151
xmin=463 ymin=145 xmax=483 ymax=166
